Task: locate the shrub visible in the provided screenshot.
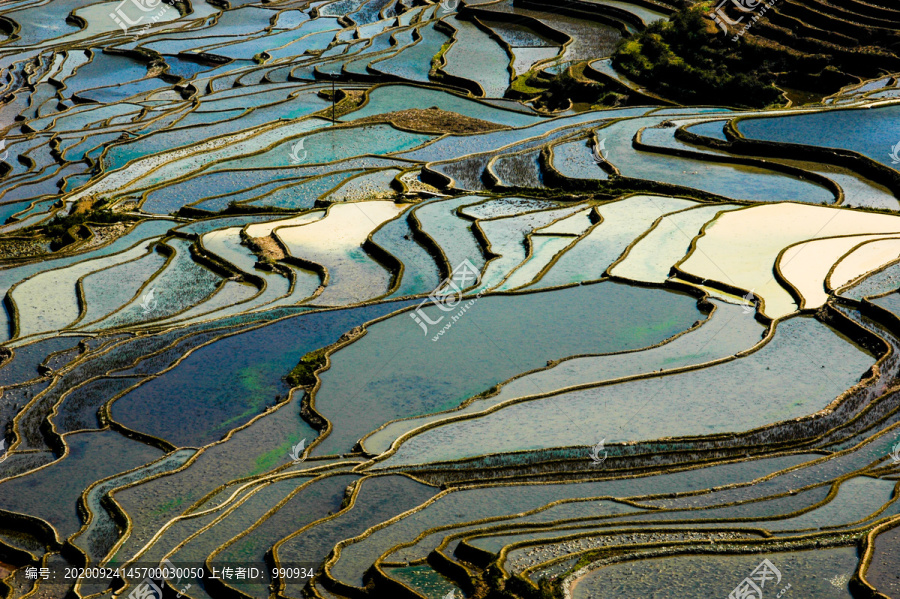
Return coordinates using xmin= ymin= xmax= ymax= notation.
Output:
xmin=285 ymin=348 xmax=328 ymax=387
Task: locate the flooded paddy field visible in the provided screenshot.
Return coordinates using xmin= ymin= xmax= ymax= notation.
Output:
xmin=1 ymin=0 xmax=900 ymax=597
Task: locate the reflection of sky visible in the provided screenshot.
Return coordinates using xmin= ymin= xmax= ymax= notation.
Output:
xmin=211 ymin=123 xmax=434 ymax=171
xmin=314 ymin=281 xmax=701 ymax=455
xmin=739 ymin=104 xmax=900 ymax=170
xmin=382 ymin=316 xmax=870 ymax=466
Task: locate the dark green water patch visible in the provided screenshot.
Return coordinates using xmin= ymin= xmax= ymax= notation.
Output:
xmin=212 ymin=474 xmax=355 ymax=599
xmin=0 ymin=430 xmax=163 ymax=539
xmin=110 ymin=300 xmax=416 ymax=447
xmin=276 ymin=474 xmax=438 ymax=597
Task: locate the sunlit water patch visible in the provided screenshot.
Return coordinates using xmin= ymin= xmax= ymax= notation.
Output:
xmin=313 ymin=281 xmax=702 ymax=456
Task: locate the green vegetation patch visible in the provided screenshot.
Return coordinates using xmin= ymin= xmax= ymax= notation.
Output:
xmin=612 ymin=6 xmax=839 ymax=108
xmin=512 ymin=63 xmax=627 ymax=111
xmin=38 ymin=198 xmax=139 ymax=249
xmin=285 ymin=347 xmax=329 ymax=388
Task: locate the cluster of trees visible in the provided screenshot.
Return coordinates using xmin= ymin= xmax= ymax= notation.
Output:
xmin=613 ymin=6 xmax=787 ymax=108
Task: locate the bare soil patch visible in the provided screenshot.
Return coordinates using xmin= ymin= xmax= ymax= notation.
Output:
xmin=246 ymin=234 xmax=286 ymax=261
xmin=355 ymin=107 xmax=508 ymax=135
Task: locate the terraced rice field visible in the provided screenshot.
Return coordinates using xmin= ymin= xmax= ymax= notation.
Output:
xmin=1 ymin=0 xmax=900 ymax=597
